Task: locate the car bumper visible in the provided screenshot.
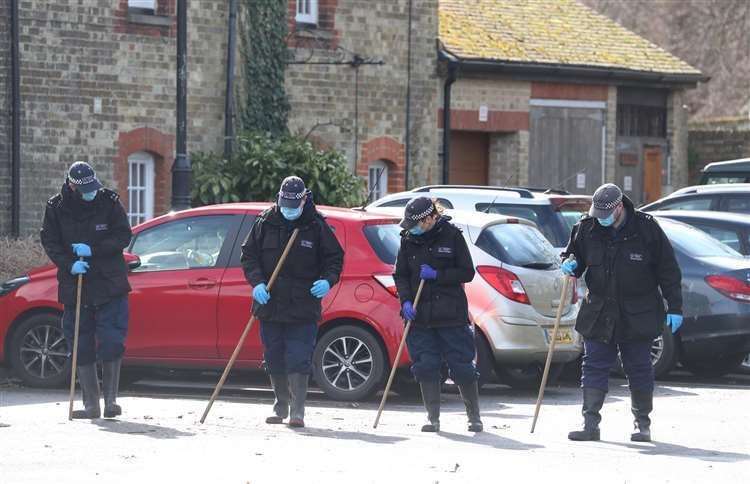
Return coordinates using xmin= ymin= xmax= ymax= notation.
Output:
xmin=477 ymin=312 xmax=583 ymax=366
xmin=681 ymin=311 xmax=750 ymax=359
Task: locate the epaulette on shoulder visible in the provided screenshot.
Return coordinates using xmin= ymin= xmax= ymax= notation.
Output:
xmin=47 ymin=193 xmax=62 ymax=207
xmin=636 ymin=211 xmax=654 ymax=221
xmin=101 ymin=188 xmax=120 ymax=202
xmin=257 ymin=207 xmax=274 ymax=222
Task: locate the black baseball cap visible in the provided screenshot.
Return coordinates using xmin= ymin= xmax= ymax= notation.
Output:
xmin=277 ymin=176 xmax=307 ymax=208
xmin=400 ymin=196 xmax=435 ymax=230
xmin=589 ymin=183 xmax=623 ymax=218
xmin=68 ymin=161 xmax=102 ymax=193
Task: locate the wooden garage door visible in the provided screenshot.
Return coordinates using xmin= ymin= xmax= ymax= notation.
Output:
xmin=449 ymin=131 xmax=489 ymax=185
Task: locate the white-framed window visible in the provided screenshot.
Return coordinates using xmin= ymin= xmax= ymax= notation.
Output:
xmin=296 ymin=0 xmax=318 ymax=25
xmin=128 ymin=151 xmax=155 ymax=227
xmin=128 ymin=0 xmax=156 ymax=12
xmin=368 ymin=160 xmax=389 ymax=202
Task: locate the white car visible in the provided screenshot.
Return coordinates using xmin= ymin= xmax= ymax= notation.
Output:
xmin=366 ymin=208 xmax=582 ymax=389
xmin=365 ymin=185 xmax=592 ymax=252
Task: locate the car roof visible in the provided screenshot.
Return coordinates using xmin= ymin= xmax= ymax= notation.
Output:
xmin=701 ymin=158 xmax=750 ymax=173
xmin=649 ymin=210 xmax=750 ymax=226
xmin=132 ymin=202 xmax=400 ymax=232
xmin=666 ymin=183 xmax=750 ymax=197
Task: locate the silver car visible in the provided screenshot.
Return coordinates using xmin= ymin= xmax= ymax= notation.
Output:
xmin=371 ymin=207 xmax=582 ymax=389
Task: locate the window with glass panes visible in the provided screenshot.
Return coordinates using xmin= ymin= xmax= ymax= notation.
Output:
xmin=127 ymin=152 xmax=155 ymax=226
xmin=296 ymin=0 xmax=318 ymax=24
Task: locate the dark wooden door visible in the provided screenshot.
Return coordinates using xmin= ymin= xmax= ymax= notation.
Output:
xmin=449 ymin=131 xmax=489 ymax=185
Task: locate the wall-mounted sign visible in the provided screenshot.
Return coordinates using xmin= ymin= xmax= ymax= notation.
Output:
xmin=624 ymin=176 xmax=633 ymax=191
xmin=479 ymin=105 xmax=488 ymax=122
xmin=619 ymin=153 xmax=639 ymax=166
xmin=576 ymin=173 xmax=586 ymax=189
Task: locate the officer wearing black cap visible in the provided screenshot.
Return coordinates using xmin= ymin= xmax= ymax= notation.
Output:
xmin=40 ymin=161 xmax=132 ymax=419
xmin=562 ymin=183 xmax=682 ymax=442
xmin=394 ymin=196 xmax=482 ymax=433
xmin=241 ymin=176 xmax=344 ymax=428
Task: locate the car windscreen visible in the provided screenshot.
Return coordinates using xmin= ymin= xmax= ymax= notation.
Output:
xmin=658 ymin=219 xmax=743 ymax=258
xmin=476 ymin=223 xmax=560 ymax=269
xmin=475 ymin=203 xmax=569 ymax=247
xmin=363 ymin=223 xmax=402 ymax=265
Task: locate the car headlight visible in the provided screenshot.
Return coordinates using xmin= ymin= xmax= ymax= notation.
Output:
xmin=0 ymin=275 xmax=30 ymax=297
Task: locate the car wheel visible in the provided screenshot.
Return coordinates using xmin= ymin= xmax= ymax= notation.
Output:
xmin=652 ymin=326 xmax=678 ymax=379
xmin=8 ymin=313 xmax=71 ymax=388
xmin=682 ymin=353 xmax=747 ymax=378
xmin=312 ymin=325 xmax=385 ymax=401
xmin=494 ymin=361 xmax=564 ymax=390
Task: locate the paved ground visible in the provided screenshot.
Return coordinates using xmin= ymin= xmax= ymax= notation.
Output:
xmin=1 ymin=368 xmax=748 ymax=484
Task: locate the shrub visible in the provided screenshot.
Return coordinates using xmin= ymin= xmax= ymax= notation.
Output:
xmin=192 ymin=131 xmax=367 ymax=208
xmin=0 ymin=236 xmax=50 ymax=282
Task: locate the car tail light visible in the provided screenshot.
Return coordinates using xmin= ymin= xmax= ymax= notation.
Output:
xmin=477 ymin=265 xmax=530 ymax=304
xmin=705 ymin=275 xmax=750 ymax=303
xmin=373 ymin=274 xmax=399 ymax=298
xmin=570 ymin=278 xmax=578 ymax=305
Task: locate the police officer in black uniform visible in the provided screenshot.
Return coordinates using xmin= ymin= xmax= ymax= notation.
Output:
xmin=41 ymin=162 xmax=132 ymax=419
xmin=394 ymin=197 xmax=482 ymax=433
xmin=241 ymin=176 xmax=344 ymax=428
xmin=562 ymin=183 xmax=682 ymax=442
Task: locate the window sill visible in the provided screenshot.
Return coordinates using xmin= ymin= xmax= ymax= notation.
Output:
xmin=128 ymin=10 xmax=172 ymax=27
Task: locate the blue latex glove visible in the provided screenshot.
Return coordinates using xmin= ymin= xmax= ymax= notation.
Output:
xmin=70 ymin=260 xmax=89 ymax=275
xmin=402 ymin=301 xmax=417 ymax=321
xmin=310 ymin=279 xmax=331 ymax=298
xmin=420 ymin=264 xmax=437 ymax=280
xmin=252 ymin=283 xmax=270 ymax=305
xmin=71 ymin=243 xmax=92 ymax=258
xmin=666 ymin=313 xmax=683 ymax=334
xmin=561 ymin=259 xmax=578 ymax=277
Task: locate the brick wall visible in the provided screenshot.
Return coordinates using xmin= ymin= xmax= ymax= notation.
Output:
xmin=0 ymin=1 xmax=227 ymax=236
xmin=688 ymin=123 xmax=750 ymax=183
xmin=284 ymin=0 xmax=439 ymax=194
xmin=0 ymin=2 xmax=11 ymax=235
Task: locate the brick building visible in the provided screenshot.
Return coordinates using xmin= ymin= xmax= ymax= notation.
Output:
xmin=1 ymin=0 xmax=704 ymax=236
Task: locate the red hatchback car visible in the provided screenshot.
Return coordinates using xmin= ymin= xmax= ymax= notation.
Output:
xmin=0 ymin=203 xmax=409 ymax=401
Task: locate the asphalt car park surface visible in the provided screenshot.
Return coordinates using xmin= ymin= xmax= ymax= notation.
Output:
xmin=1 ymin=366 xmax=748 ymax=484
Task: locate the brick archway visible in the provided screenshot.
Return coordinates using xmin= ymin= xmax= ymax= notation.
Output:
xmin=115 ymin=127 xmax=175 ymax=217
xmin=358 ymin=136 xmax=406 ymax=194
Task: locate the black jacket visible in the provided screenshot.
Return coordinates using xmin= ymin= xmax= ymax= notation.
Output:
xmin=394 ymin=216 xmax=475 ymax=327
xmin=240 ymin=200 xmax=344 ymax=324
xmin=563 ymin=196 xmax=682 ymax=342
xmin=40 ymin=183 xmax=132 ymax=307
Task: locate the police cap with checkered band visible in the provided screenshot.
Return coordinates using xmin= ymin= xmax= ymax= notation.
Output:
xmin=400 ymin=196 xmax=435 ymax=230
xmin=67 ymin=161 xmax=102 ymax=193
xmin=277 ymin=176 xmax=307 ymax=208
xmin=589 ymin=183 xmax=623 ymax=219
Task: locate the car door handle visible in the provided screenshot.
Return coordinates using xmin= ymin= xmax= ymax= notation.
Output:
xmin=188 ymin=278 xmax=217 ymax=290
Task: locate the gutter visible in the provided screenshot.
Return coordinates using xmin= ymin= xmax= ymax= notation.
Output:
xmin=439 ymin=49 xmax=459 ymax=184
xmin=10 ymin=0 xmax=21 ymax=236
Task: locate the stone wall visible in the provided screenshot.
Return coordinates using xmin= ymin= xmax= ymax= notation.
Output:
xmin=0 ymin=0 xmax=227 ymax=236
xmin=688 ymin=119 xmax=750 ymax=183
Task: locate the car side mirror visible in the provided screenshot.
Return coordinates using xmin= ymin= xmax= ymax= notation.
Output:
xmin=124 ymin=252 xmax=141 ymax=271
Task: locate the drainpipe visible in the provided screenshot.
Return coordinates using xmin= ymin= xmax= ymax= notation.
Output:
xmin=223 ymin=0 xmax=237 ymax=159
xmin=10 ymin=0 xmax=21 ymax=236
xmin=404 ymin=0 xmax=413 ymax=189
xmin=441 ymin=54 xmax=458 ymax=185
xmin=172 ymin=0 xmax=191 ymax=210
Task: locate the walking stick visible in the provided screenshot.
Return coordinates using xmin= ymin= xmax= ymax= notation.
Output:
xmin=531 ymin=256 xmax=575 ymax=433
xmin=201 ymin=228 xmax=299 ymax=424
xmin=68 ymin=257 xmax=84 ymax=421
xmin=373 ymin=279 xmax=425 ymax=429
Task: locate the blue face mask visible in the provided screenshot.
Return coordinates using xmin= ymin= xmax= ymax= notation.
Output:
xmin=408 ymin=225 xmax=424 ymax=236
xmin=281 ymin=206 xmax=303 ymax=221
xmin=81 ymin=190 xmax=97 ymax=202
xmin=597 ymin=213 xmax=615 ymax=227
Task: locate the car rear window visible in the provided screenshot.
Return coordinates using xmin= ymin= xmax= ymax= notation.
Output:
xmin=474 ymin=203 xmax=569 ymax=247
xmin=476 ymin=223 xmax=560 ymax=269
xmin=363 ymin=223 xmax=402 ymax=265
xmin=659 ymin=220 xmax=742 ymax=258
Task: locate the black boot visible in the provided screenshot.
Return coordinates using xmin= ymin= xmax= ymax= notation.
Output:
xmin=72 ymin=363 xmax=101 ymax=419
xmin=630 ymin=389 xmax=653 ymax=442
xmin=102 ymin=359 xmax=122 ymax=418
xmin=568 ymin=387 xmax=606 ymax=441
xmin=266 ymin=373 xmax=290 ymax=424
xmin=288 ymin=373 xmax=309 ymax=428
xmin=458 ymin=381 xmax=483 ymax=432
xmin=419 ymin=380 xmax=441 ymax=432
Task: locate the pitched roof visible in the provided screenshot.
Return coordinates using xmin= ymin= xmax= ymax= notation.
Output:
xmin=439 ymin=0 xmax=702 ymax=77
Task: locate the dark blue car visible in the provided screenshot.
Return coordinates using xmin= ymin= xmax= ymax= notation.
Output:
xmin=652 ymin=217 xmax=750 ymax=377
xmin=651 ymin=210 xmax=750 ymax=256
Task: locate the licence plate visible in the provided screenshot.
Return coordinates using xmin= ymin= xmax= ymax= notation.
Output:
xmin=546 ymin=327 xmax=574 ymax=345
